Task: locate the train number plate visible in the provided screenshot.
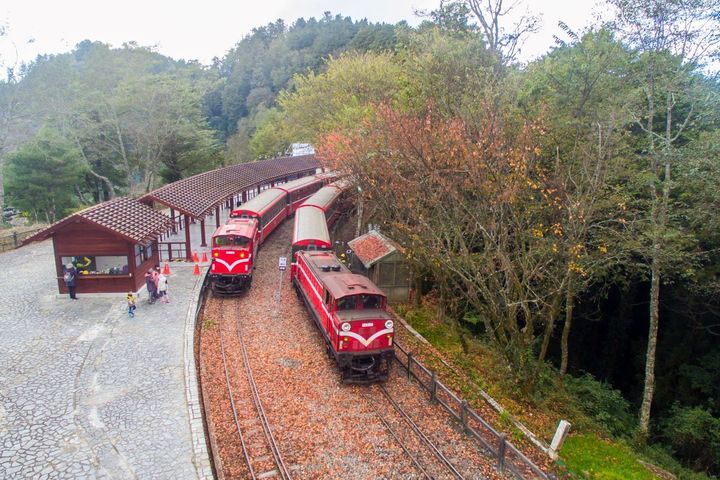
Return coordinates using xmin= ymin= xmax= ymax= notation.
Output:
xmin=226 ymin=251 xmax=235 ymax=254
xmin=362 ymin=322 xmax=373 ymax=327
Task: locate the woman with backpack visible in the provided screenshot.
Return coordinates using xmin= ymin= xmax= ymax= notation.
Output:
xmin=64 ymin=264 xmax=78 ymax=300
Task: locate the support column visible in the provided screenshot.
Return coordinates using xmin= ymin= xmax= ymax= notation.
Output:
xmin=184 ymin=214 xmax=192 ymax=261
xmin=170 ymin=208 xmax=176 ymax=233
xmin=242 ymin=191 xmax=247 ymax=203
xmin=200 ymin=219 xmax=207 ymax=247
xmin=215 ymin=206 xmax=221 ymax=228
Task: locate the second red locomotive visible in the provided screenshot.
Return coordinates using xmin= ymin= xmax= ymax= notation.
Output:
xmin=292 ymin=251 xmax=394 ymax=383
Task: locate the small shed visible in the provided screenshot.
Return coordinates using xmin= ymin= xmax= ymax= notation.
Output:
xmin=348 ymin=230 xmax=411 ymax=303
xmin=24 ymin=197 xmax=174 ymax=295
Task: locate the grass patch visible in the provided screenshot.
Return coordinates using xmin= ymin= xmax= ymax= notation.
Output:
xmin=202 ymin=318 xmax=217 ymax=331
xmin=559 ymin=434 xmax=657 ymax=480
xmin=400 ymin=304 xmax=464 ymax=352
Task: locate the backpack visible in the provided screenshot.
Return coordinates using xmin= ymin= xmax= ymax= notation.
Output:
xmin=63 ymin=271 xmax=73 ymax=284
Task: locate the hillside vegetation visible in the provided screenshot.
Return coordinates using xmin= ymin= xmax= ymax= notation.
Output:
xmin=2 ymin=2 xmax=719 ymax=478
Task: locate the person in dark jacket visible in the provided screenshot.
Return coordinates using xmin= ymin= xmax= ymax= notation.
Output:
xmin=64 ymin=263 xmax=78 ymax=300
xmin=145 ymin=268 xmax=157 ymax=304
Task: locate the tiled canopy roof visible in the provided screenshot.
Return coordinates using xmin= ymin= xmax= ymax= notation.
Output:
xmin=23 ymin=155 xmax=322 ymax=247
xmin=141 ymin=155 xmax=321 ymax=218
xmin=348 ymin=230 xmax=402 ymax=269
xmin=24 ymin=197 xmax=175 ymax=246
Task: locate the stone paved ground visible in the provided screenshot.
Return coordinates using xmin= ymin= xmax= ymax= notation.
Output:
xmin=0 ymin=239 xmax=211 ymax=479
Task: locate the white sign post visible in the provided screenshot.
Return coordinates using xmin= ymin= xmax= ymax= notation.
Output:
xmin=278 ymin=256 xmax=287 ymax=271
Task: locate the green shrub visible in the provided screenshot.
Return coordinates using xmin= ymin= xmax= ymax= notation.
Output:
xmin=661 ymin=405 xmax=720 ymax=475
xmin=565 ymin=373 xmax=635 ymax=438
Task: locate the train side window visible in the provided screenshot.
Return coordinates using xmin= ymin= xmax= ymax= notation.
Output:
xmin=325 ymin=291 xmax=331 ymax=305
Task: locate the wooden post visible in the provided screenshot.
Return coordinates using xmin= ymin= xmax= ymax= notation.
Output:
xmin=215 ymin=206 xmax=221 ymax=228
xmin=200 ymin=219 xmax=207 ymax=247
xmin=430 ymin=372 xmax=437 ymax=403
xmin=496 ymin=434 xmax=507 ymax=472
xmin=184 ymin=214 xmax=192 ymax=262
xmin=170 ymin=208 xmax=176 ymax=233
xmin=460 ymin=400 xmax=469 ymax=434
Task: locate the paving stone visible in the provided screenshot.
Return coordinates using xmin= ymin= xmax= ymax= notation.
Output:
xmin=0 ymin=238 xmax=211 ymax=479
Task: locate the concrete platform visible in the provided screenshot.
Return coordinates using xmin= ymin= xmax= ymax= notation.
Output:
xmin=0 ymin=238 xmax=213 ymax=479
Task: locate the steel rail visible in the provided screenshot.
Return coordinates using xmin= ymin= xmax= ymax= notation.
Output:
xmin=218 ymin=306 xmax=256 ymax=479
xmin=234 ymin=306 xmax=293 ymax=480
xmin=371 ymin=400 xmax=433 ymax=480
xmin=379 ymin=384 xmax=466 ymax=480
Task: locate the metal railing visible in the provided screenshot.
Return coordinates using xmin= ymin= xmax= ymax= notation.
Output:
xmin=394 ymin=342 xmax=553 ymax=480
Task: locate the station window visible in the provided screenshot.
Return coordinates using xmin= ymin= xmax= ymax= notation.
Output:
xmin=62 ymin=255 xmax=129 ymax=276
xmin=134 ymin=244 xmax=153 ymax=267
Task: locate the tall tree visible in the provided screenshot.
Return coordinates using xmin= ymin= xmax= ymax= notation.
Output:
xmin=453 ymin=0 xmax=539 ymax=64
xmin=610 ymin=0 xmax=720 ymax=438
xmin=4 ymin=126 xmax=87 ymax=222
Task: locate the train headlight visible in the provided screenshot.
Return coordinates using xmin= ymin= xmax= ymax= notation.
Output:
xmin=385 ymin=320 xmax=394 ymax=329
xmin=341 ymin=322 xmax=351 ymax=332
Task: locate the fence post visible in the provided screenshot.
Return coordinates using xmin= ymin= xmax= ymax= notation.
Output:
xmin=407 ymin=353 xmax=413 ymax=380
xmin=496 ymin=433 xmax=507 ymax=472
xmin=430 ymin=372 xmax=437 ymax=403
xmin=13 ymin=232 xmax=18 ymax=248
xmin=460 ymin=400 xmax=469 ymax=434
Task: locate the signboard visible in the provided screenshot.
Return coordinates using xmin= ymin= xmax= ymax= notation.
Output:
xmin=278 ymin=256 xmax=287 ymax=271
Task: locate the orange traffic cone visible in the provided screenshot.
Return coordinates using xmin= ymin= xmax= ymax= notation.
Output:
xmin=163 ymin=261 xmax=171 ymax=275
xmin=201 ymin=251 xmax=208 ymax=263
xmin=192 ymin=251 xmax=199 ymax=263
xmin=193 ymin=263 xmax=200 ymax=276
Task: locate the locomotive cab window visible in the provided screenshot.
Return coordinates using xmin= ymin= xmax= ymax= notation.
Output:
xmin=361 ymin=294 xmax=382 ymax=310
xmin=336 ymin=296 xmax=356 ymax=311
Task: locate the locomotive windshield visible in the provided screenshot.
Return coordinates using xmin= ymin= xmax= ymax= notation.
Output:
xmin=214 ymin=235 xmax=250 ymax=248
xmin=335 ymin=294 xmax=383 ymax=311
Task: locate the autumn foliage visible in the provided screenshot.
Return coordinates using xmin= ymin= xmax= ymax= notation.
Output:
xmin=319 ymin=102 xmax=571 ymax=382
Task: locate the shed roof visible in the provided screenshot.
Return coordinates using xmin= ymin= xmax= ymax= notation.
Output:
xmin=23 ymin=197 xmax=174 ymax=246
xmin=142 ymin=155 xmax=320 ymax=218
xmin=348 ymin=230 xmax=402 ymax=269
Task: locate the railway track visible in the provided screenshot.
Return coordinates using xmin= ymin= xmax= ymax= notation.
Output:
xmin=216 ymin=295 xmax=293 ymax=480
xmin=370 ymin=384 xmax=467 ymax=480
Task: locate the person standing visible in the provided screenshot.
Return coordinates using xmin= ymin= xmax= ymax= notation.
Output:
xmin=157 ymin=273 xmax=169 ymax=303
xmin=64 ymin=263 xmax=78 ymax=300
xmin=152 ymin=266 xmax=161 ymax=302
xmin=144 ymin=269 xmax=157 ymax=304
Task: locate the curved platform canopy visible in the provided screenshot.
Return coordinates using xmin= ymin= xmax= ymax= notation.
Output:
xmin=23 ymin=196 xmax=175 ymax=246
xmin=141 ymin=155 xmax=321 ymax=219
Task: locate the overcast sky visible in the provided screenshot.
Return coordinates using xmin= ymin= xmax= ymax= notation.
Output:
xmin=0 ymin=0 xmax=602 ymax=71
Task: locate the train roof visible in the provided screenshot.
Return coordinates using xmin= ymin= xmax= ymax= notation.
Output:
xmin=273 ymin=175 xmax=322 ymax=193
xmin=293 ymin=207 xmax=330 ymax=245
xmin=299 ymin=250 xmax=385 ymax=299
xmin=213 ymin=218 xmax=257 ymax=237
xmin=301 ymin=185 xmax=343 ymax=211
xmin=232 ymin=188 xmax=285 ymax=216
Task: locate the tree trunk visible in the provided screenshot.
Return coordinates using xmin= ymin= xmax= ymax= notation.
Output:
xmin=560 ymin=277 xmax=575 ymax=378
xmin=640 ymin=249 xmax=661 ymax=439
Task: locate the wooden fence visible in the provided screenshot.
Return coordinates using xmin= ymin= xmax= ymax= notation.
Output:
xmin=0 ymin=226 xmax=46 ymax=253
xmin=394 ymin=342 xmax=554 ymax=479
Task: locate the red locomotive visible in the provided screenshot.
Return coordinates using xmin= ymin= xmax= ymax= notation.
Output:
xmin=292 ymin=250 xmax=394 ymax=383
xmin=209 ymin=218 xmax=259 ymax=293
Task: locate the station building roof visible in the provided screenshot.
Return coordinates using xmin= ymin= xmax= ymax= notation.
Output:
xmin=141 ymin=155 xmax=320 ymax=218
xmin=24 ymin=197 xmax=175 ymax=246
